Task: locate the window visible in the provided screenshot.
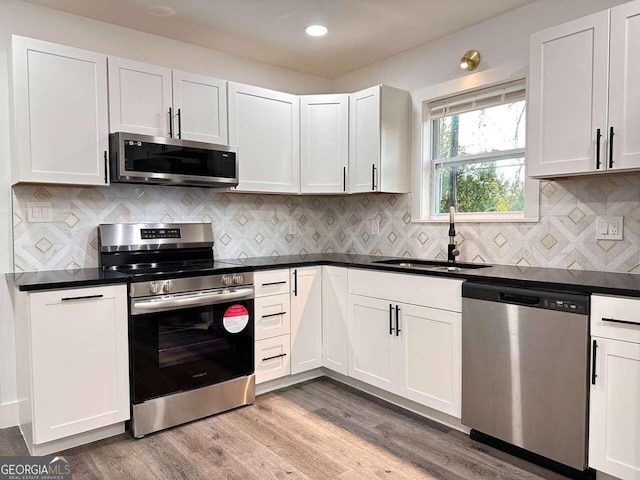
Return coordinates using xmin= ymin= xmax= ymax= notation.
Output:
xmin=429 ymin=80 xmax=528 ymax=218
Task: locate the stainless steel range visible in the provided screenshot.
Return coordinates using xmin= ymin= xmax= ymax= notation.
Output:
xmin=98 ymin=223 xmax=255 ymax=438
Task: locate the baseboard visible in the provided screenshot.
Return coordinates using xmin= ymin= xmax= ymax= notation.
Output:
xmin=256 ymin=369 xmax=324 ymax=396
xmin=0 ymin=400 xmax=18 ymax=429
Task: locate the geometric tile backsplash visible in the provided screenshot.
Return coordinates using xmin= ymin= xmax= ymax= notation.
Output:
xmin=11 ymin=173 xmax=640 ymax=274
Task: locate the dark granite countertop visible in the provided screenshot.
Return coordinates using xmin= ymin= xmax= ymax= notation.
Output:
xmin=6 ymin=269 xmax=129 ymax=292
xmin=7 ymin=254 xmax=640 ymax=298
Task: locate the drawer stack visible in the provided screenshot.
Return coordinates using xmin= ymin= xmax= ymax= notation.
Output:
xmin=254 ymin=270 xmax=291 ymax=384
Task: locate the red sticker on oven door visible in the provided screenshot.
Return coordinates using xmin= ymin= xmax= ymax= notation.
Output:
xmin=223 ymin=304 xmax=250 ymax=333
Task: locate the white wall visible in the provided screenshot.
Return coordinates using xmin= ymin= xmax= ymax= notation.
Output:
xmin=331 ymin=0 xmax=627 ymax=93
xmin=0 ymin=0 xmax=331 ymax=429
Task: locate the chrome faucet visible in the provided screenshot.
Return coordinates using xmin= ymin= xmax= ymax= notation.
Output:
xmin=448 ymin=206 xmax=460 ymax=263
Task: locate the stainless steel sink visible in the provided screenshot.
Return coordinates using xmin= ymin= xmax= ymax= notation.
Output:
xmin=373 ymin=259 xmax=490 ymax=272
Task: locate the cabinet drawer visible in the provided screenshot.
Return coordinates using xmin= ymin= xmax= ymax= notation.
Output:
xmin=255 ymin=335 xmax=291 ymax=384
xmin=592 ymin=295 xmax=640 ymax=343
xmin=254 ymin=270 xmax=290 ymax=297
xmin=348 ymin=268 xmax=463 ymax=312
xmin=255 ymin=294 xmax=291 ymax=340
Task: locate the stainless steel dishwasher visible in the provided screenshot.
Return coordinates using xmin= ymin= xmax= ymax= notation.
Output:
xmin=462 ymin=282 xmax=590 ymax=472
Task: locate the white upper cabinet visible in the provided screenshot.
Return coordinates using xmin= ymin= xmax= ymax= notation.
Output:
xmin=349 ymin=85 xmax=411 ymax=193
xmin=529 ymin=1 xmax=640 ymax=177
xmin=608 ymin=1 xmax=640 ymax=171
xmin=290 ymin=267 xmax=323 ymax=374
xmin=300 ymin=94 xmax=349 ymax=194
xmin=172 ymin=70 xmax=228 ymax=144
xmin=11 ymin=36 xmax=109 ymax=185
xmin=528 ymin=10 xmax=610 ymax=177
xmin=108 ymin=57 xmax=173 ymax=137
xmin=228 ymin=82 xmax=300 ymax=193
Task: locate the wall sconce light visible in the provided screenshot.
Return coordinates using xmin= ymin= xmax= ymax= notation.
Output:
xmin=460 ymin=50 xmax=481 ymax=71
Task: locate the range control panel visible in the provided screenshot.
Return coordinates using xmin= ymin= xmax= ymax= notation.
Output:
xmin=542 ymin=298 xmax=587 ymax=314
xmin=140 ymin=228 xmax=182 ymax=240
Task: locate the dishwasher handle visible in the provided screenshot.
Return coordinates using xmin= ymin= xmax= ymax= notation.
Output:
xmin=499 ymin=292 xmax=540 ymax=306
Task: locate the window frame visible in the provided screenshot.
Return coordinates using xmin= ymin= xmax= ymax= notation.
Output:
xmin=410 ymin=64 xmax=539 ymax=223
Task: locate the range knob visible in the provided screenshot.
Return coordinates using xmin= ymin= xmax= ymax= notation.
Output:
xmin=222 ymin=275 xmax=234 ymax=286
xmin=163 ymin=281 xmax=174 ymax=293
xmin=233 ymin=274 xmax=244 ymax=285
xmin=150 ymin=282 xmax=162 ymax=294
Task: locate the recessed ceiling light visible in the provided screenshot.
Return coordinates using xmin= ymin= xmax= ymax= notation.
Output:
xmin=304 ymin=25 xmax=328 ymax=37
xmin=147 ymin=5 xmax=175 ymax=16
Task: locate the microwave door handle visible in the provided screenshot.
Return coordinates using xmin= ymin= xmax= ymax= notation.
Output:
xmin=131 ymin=287 xmax=254 ymax=315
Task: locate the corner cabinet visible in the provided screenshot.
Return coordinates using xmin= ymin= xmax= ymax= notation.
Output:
xmin=321 ymin=266 xmax=349 ymax=375
xmin=300 ymin=95 xmax=349 ymax=194
xmin=15 ymin=285 xmax=130 ymax=454
xmin=290 ymin=267 xmax=323 ymax=374
xmin=228 ymin=83 xmax=300 ymax=193
xmin=528 ymin=0 xmax=640 ymax=177
xmin=349 ymin=85 xmax=411 ymax=193
xmin=589 ymin=295 xmax=640 ymax=480
xmin=11 ymin=36 xmax=110 ymax=185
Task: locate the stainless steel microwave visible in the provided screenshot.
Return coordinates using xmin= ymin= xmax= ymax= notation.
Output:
xmin=109 ymin=132 xmax=238 ymax=188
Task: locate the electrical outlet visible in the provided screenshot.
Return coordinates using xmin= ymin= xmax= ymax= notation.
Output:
xmin=596 ymin=216 xmax=623 ymax=241
xmin=27 ymin=202 xmax=53 ymax=223
xmin=370 ymin=219 xmax=380 ymax=235
xmin=288 ymin=220 xmax=297 ymax=236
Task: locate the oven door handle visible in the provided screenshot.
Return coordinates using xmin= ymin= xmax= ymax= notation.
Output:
xmin=131 ymin=287 xmax=254 ymax=315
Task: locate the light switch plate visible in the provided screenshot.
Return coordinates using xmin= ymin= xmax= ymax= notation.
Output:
xmin=370 ymin=219 xmax=380 ymax=235
xmin=27 ymin=202 xmax=53 ymax=223
xmin=596 ymin=216 xmax=623 ymax=241
xmin=288 ymin=220 xmax=297 ymax=236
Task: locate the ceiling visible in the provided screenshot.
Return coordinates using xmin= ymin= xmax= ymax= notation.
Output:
xmin=23 ymin=0 xmax=537 ymax=78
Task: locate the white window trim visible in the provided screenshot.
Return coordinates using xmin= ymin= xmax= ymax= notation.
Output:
xmin=410 ymin=62 xmax=539 ymax=223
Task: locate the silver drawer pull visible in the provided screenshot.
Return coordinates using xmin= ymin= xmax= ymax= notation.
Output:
xmin=61 ymin=294 xmax=104 ymax=302
xmin=602 ymin=317 xmax=639 ymax=326
xmin=262 ymin=353 xmax=287 ymax=362
xmin=261 ymin=311 xmax=286 ymax=319
xmin=261 ymin=281 xmax=287 ymax=287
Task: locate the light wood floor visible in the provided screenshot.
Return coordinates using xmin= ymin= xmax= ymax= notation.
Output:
xmin=0 ymin=378 xmax=569 ymax=479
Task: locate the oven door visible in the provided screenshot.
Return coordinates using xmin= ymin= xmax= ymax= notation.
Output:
xmin=131 ymin=289 xmax=254 ymax=403
xmin=111 ymin=132 xmax=238 ymax=187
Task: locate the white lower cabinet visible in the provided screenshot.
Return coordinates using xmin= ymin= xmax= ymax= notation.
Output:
xmin=397 ymin=304 xmax=461 ymax=417
xmin=347 ymin=295 xmax=398 ymax=392
xmin=290 ymin=267 xmax=323 ymax=374
xmin=17 ymin=285 xmax=129 ymax=450
xmin=589 ymin=337 xmax=640 ymax=480
xmin=589 ymin=294 xmax=640 ymax=480
xmin=346 ymin=269 xmax=463 ymax=417
xmin=321 ymin=267 xmax=348 ymax=375
xmin=255 ymin=335 xmax=291 ymax=384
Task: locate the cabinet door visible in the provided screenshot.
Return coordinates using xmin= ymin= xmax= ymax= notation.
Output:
xmin=347 ymin=294 xmax=398 ymax=393
xmin=322 ymin=266 xmax=348 ymax=375
xmin=349 ymin=86 xmax=380 ymax=192
xmin=528 ymin=11 xmax=609 ymax=177
xmin=608 ymin=1 xmax=640 ymax=171
xmin=589 ymin=337 xmax=640 ymax=479
xmin=29 ymin=285 xmax=129 ymax=444
xmin=228 ymin=82 xmax=300 ymax=193
xmin=397 ymin=304 xmax=461 ymax=417
xmin=300 ymin=94 xmax=349 ymax=193
xmin=108 ymin=57 xmax=172 ymax=137
xmin=11 ymin=36 xmax=109 ymax=185
xmin=172 ymin=70 xmax=228 ymax=144
xmin=290 ymin=267 xmax=322 ymax=374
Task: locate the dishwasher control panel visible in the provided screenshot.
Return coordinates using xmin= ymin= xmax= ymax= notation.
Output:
xmin=542 ymin=298 xmax=587 ymax=314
